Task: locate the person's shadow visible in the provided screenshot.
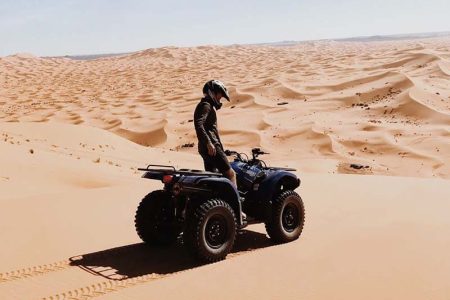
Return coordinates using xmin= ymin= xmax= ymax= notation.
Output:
xmin=69 ymin=230 xmax=273 ymax=281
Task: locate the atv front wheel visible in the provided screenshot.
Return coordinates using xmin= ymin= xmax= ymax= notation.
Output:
xmin=265 ymin=190 xmax=305 ymax=243
xmin=185 ymin=199 xmax=237 ymax=263
xmin=135 ymin=190 xmax=181 ymax=245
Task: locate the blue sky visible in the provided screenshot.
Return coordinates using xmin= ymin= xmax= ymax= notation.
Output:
xmin=0 ymin=0 xmax=449 ymax=56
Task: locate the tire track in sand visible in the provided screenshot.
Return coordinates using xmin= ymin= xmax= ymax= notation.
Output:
xmin=0 ymin=243 xmax=144 ymax=284
xmin=0 ymin=259 xmax=71 ymax=283
xmin=42 ymin=271 xmax=172 ymax=300
xmin=2 ymin=229 xmax=273 ymax=299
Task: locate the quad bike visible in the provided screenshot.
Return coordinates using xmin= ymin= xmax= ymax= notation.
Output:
xmin=136 ymin=148 xmax=305 ymax=263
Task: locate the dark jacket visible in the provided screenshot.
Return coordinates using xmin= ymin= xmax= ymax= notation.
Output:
xmin=194 ymin=96 xmax=223 ymax=154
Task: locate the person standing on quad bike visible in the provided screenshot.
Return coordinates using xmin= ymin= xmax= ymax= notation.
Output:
xmin=194 ymin=80 xmax=237 ymax=187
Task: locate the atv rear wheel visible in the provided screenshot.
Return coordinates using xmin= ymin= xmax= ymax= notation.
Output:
xmin=185 ymin=199 xmax=237 ymax=263
xmin=135 ymin=190 xmax=181 ymax=245
xmin=265 ymin=190 xmax=305 ymax=243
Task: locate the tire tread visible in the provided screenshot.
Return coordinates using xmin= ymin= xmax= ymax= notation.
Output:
xmin=265 ymin=190 xmax=305 ymax=243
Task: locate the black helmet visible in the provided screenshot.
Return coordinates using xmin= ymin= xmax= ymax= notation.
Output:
xmin=203 ymin=80 xmax=230 ymax=101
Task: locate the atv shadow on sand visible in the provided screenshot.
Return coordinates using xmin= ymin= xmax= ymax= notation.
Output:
xmin=69 ymin=229 xmax=273 ymax=281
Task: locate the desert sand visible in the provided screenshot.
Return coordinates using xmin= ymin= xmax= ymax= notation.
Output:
xmin=0 ymin=37 xmax=449 ymax=299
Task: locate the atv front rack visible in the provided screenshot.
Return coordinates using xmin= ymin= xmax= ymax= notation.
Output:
xmin=138 ymin=164 xmax=223 ymax=177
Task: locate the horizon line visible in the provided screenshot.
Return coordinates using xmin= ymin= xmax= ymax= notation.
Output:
xmin=4 ymin=29 xmax=450 ymax=59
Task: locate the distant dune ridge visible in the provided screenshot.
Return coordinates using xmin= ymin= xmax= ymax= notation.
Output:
xmin=1 ymin=37 xmax=450 ymax=299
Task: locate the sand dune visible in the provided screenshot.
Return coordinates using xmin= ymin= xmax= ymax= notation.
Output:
xmin=1 ymin=37 xmax=450 ymax=299
xmin=2 ymin=37 xmax=449 ymax=178
xmin=0 ymin=122 xmax=449 ymax=300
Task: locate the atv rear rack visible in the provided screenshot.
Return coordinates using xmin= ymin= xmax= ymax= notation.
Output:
xmin=138 ymin=164 xmax=223 ymax=177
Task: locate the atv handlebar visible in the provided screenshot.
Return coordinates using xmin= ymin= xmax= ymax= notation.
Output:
xmin=225 ymin=148 xmax=269 ymax=161
xmin=224 ymin=150 xmax=244 ymax=162
xmin=224 ymin=150 xmax=237 ymax=156
xmin=251 ymin=148 xmax=270 ymax=158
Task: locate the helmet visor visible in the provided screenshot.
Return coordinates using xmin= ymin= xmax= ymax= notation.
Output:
xmin=223 ymin=91 xmax=230 ymax=101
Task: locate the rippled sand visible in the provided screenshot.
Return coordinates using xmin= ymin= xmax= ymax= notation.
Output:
xmin=1 ymin=38 xmax=449 ymax=299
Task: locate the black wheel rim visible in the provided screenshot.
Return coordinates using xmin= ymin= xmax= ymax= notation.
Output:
xmin=282 ymin=203 xmax=299 ymax=232
xmin=205 ymin=214 xmax=228 ymax=249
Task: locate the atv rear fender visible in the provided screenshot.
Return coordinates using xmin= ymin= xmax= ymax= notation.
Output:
xmin=196 ymin=177 xmax=243 ymax=227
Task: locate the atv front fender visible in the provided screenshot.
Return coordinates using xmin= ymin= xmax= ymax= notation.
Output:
xmin=257 ymin=171 xmax=300 ymax=204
